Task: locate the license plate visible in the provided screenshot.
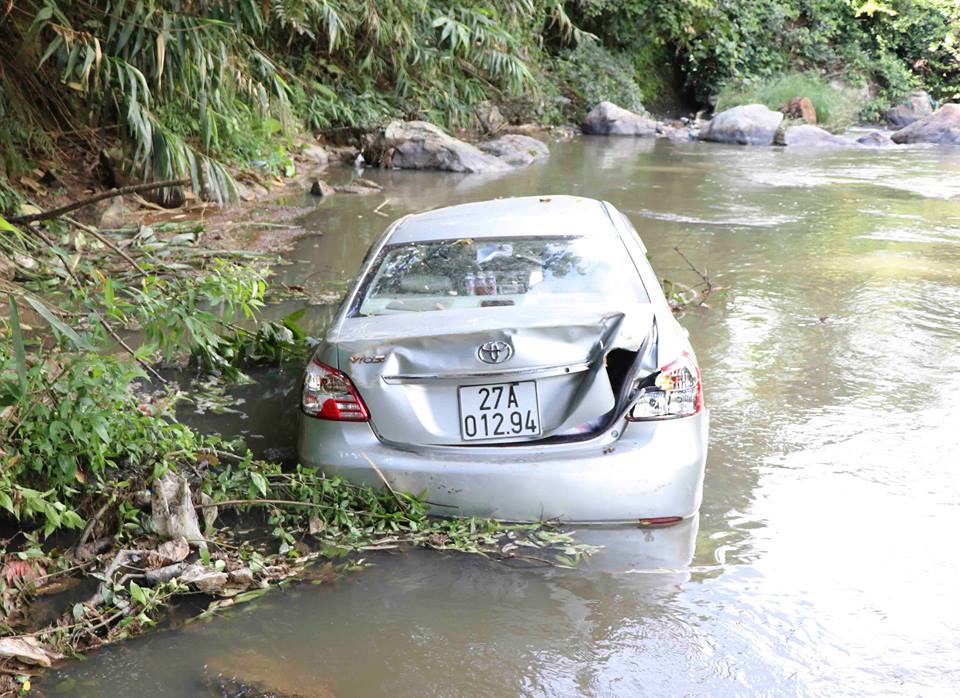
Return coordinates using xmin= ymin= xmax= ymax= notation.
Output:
xmin=458 ymin=381 xmax=541 ymax=441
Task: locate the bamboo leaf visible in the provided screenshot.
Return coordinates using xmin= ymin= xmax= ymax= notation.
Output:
xmin=8 ymin=294 xmax=28 ymax=397
xmin=24 ymin=296 xmax=92 ymax=349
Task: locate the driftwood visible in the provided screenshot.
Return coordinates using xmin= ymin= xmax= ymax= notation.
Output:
xmin=6 ymin=178 xmax=190 ymax=224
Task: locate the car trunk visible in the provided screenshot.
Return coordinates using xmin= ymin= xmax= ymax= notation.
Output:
xmin=332 ymin=304 xmax=655 ymax=446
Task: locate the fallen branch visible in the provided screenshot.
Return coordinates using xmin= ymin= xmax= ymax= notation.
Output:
xmin=674 ymin=246 xmax=713 ymax=295
xmin=64 ymin=216 xmax=147 ymax=276
xmin=7 ymin=178 xmax=190 ymax=224
xmin=362 ymin=452 xmax=409 ymax=513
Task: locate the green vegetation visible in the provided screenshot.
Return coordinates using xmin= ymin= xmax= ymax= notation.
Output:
xmin=1 ymin=1 xmax=958 ymax=205
xmin=0 ymin=210 xmax=589 ymax=688
xmin=715 ymin=72 xmax=861 ymax=128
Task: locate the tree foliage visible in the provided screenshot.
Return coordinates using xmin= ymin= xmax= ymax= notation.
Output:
xmin=0 ymin=1 xmax=958 ymax=203
xmin=0 ymin=1 xmax=579 ymax=202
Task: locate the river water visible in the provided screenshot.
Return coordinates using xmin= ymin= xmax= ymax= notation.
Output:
xmin=51 ymin=137 xmax=960 ymax=696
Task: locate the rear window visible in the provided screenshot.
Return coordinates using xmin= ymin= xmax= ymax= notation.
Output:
xmin=352 ymin=236 xmax=648 ymax=316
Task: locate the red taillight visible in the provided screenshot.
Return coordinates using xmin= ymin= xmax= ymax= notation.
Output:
xmin=638 ymin=516 xmax=683 ymax=527
xmin=302 ymin=359 xmax=369 ymax=421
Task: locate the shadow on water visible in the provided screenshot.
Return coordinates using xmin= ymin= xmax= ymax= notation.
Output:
xmin=53 ymin=136 xmax=960 ymax=696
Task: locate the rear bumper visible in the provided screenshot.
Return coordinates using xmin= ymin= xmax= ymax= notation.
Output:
xmin=297 ymin=411 xmax=708 ymax=523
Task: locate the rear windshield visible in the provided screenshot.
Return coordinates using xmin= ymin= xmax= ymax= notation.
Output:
xmin=352 ymin=236 xmax=649 ymax=316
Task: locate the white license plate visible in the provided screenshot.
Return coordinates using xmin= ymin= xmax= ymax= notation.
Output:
xmin=458 ymin=381 xmax=541 ymax=441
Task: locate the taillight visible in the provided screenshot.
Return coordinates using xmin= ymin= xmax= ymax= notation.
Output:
xmin=302 ymin=359 xmax=369 ymax=421
xmin=625 ymin=351 xmax=703 ymax=421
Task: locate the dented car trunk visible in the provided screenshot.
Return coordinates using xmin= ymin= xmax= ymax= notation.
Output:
xmin=331 ymin=303 xmax=656 ymax=447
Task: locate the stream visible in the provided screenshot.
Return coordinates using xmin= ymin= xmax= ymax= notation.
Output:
xmin=50 ymin=136 xmax=960 ymax=696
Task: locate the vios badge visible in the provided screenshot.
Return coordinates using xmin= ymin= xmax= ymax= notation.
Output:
xmin=477 ymin=340 xmax=513 ymax=364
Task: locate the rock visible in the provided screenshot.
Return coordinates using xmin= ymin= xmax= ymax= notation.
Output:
xmin=885 ymin=90 xmax=935 ymax=128
xmin=0 ymin=636 xmax=62 ymax=667
xmin=891 ymin=103 xmax=960 ymax=145
xmin=179 ymin=562 xmax=228 ymax=594
xmin=300 ymin=144 xmax=328 ymax=168
xmin=699 ymin=104 xmax=784 ymax=146
xmin=478 ymin=134 xmax=550 ymax=166
xmin=476 ymin=102 xmax=504 ymax=135
xmin=857 ymin=131 xmax=895 ymax=147
xmin=228 ymin=567 xmax=255 ymax=586
xmin=334 ymin=183 xmax=380 ymax=195
xmin=309 ymin=179 xmax=335 ymax=197
xmin=327 ymin=145 xmax=360 ymax=164
xmin=777 ymin=125 xmax=856 ymax=148
xmin=581 ymin=101 xmax=658 ymax=136
xmin=658 ymin=123 xmax=695 ymax=142
xmin=364 ymin=120 xmax=509 ymax=173
xmin=781 ymin=96 xmax=817 ymax=124
xmin=150 ymin=471 xmax=204 ymax=546
xmin=98 ymin=197 xmax=126 ymax=228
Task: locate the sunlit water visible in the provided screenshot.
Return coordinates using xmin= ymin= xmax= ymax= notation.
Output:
xmin=51 ymin=138 xmax=960 ymax=696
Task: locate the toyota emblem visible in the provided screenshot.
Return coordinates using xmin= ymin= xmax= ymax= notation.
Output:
xmin=477 ymin=340 xmax=513 ymax=364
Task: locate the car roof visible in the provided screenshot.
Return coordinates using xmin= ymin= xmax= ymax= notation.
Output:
xmin=388 ymin=195 xmax=620 ymax=244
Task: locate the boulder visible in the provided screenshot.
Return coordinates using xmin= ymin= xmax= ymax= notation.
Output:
xmin=300 ymin=144 xmax=329 ymax=168
xmin=856 ymin=131 xmax=895 ymax=147
xmin=699 ymin=104 xmax=784 ymax=146
xmin=98 ymin=197 xmax=126 ymax=228
xmin=777 ymin=125 xmax=855 ymax=148
xmin=885 ymin=90 xmax=935 ymax=128
xmin=891 ymin=104 xmax=960 ymax=145
xmin=364 ymin=120 xmax=509 ymax=174
xmin=309 ymin=179 xmax=334 ymax=197
xmin=478 ymin=134 xmax=550 ymax=166
xmin=476 ymin=102 xmax=504 ymax=135
xmin=781 ymin=96 xmax=817 ymax=124
xmin=581 ymin=101 xmax=658 ymax=136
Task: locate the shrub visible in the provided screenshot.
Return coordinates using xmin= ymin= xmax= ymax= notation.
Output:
xmin=548 ymin=42 xmax=649 ymax=121
xmin=715 ymin=72 xmax=862 ymax=127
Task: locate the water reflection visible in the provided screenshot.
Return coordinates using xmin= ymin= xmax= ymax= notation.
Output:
xmin=55 ymin=136 xmax=960 ymax=696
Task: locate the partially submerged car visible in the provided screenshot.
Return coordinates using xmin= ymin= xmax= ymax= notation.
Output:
xmin=298 ymin=195 xmax=707 ymax=523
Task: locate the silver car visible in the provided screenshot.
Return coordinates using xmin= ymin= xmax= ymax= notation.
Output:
xmin=298 ymin=195 xmax=708 ymax=524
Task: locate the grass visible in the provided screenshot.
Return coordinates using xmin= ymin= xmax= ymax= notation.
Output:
xmin=715 ymin=72 xmax=861 ymax=128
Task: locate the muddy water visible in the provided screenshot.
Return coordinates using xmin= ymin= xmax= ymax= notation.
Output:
xmin=52 ymin=137 xmax=960 ymax=696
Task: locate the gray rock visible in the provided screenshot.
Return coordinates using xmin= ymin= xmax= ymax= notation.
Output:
xmin=310 ymin=179 xmax=335 ymax=197
xmin=778 ymin=125 xmax=856 ymax=148
xmin=856 ymin=131 xmax=895 ymax=147
xmin=179 ymin=562 xmax=228 ymax=594
xmin=300 ymin=144 xmax=329 ymax=168
xmin=476 ymin=102 xmax=504 ymax=135
xmin=700 ymin=104 xmax=784 ymax=146
xmin=365 ymin=120 xmax=509 ymax=173
xmin=581 ymin=101 xmax=657 ymax=136
xmin=98 ymin=197 xmax=126 ymax=228
xmin=478 ymin=134 xmax=550 ymax=166
xmin=228 ymin=567 xmax=255 ymax=586
xmin=885 ymin=90 xmax=935 ymax=128
xmin=658 ymin=124 xmax=695 ymax=142
xmin=891 ymin=103 xmax=960 ymax=145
